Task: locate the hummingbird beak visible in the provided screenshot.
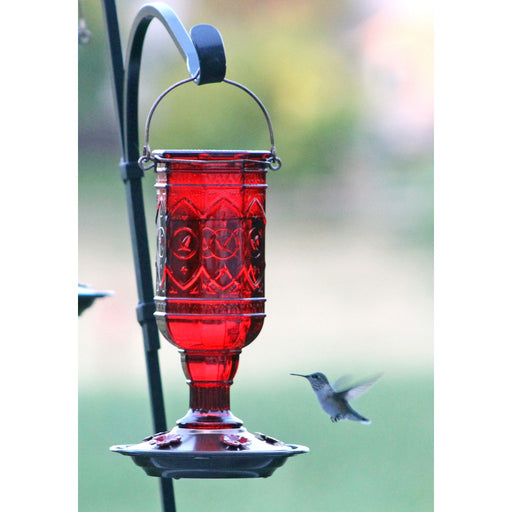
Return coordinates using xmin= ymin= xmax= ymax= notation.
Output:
xmin=290 ymin=373 xmax=307 ymax=378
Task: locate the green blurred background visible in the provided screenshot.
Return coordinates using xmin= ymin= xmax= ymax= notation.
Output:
xmin=78 ymin=0 xmax=433 ymax=510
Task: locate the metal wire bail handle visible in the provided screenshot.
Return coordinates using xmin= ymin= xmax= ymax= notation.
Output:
xmin=138 ymin=74 xmax=282 ymax=171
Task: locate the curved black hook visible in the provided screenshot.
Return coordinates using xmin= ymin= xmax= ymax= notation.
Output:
xmin=123 ymin=2 xmax=226 ymax=162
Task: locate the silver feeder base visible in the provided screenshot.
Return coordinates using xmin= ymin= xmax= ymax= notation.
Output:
xmin=111 ymin=427 xmax=309 ymax=479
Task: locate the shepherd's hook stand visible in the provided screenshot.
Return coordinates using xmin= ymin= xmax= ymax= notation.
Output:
xmin=100 ymin=2 xmax=228 ymax=511
xmin=97 ymin=2 xmax=308 ymax=511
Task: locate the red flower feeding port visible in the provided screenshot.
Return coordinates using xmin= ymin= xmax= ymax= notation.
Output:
xmin=101 ymin=2 xmax=308 ymax=491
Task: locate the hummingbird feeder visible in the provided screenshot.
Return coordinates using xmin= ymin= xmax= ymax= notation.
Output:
xmin=101 ymin=1 xmax=307 ymax=490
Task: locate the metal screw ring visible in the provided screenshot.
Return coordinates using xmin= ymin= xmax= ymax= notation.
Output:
xmin=138 ymin=154 xmax=156 ymax=171
xmin=268 ymin=156 xmax=282 ymax=171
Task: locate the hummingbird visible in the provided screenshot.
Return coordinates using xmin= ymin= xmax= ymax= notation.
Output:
xmin=290 ymin=372 xmax=380 ymax=424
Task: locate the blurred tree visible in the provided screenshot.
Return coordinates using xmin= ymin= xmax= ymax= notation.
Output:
xmin=78 ymin=0 xmax=432 ymax=241
xmin=78 ymin=0 xmax=364 ymax=184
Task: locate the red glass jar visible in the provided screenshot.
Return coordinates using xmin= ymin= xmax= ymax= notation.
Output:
xmin=154 ymin=150 xmax=269 ymax=429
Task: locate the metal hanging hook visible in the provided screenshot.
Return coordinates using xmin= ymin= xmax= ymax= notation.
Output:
xmin=137 ymin=74 xmax=198 ymax=171
xmin=139 ymin=76 xmax=282 ymax=171
xmin=223 ymin=78 xmax=282 ymax=170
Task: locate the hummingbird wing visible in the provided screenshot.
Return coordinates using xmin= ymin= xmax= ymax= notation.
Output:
xmin=332 ymin=375 xmax=353 ymax=392
xmin=335 ymin=374 xmax=382 ymax=401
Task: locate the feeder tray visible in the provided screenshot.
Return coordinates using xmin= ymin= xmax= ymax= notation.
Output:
xmin=111 ymin=427 xmax=308 ymax=479
xmin=78 ymin=283 xmax=113 ymax=315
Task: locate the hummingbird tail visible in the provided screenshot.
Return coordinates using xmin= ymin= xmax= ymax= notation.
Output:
xmin=352 ymin=415 xmax=371 ymax=425
xmin=346 ymin=405 xmax=371 ymax=424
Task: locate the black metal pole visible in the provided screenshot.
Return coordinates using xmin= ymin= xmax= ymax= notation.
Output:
xmin=101 ymin=2 xmax=174 ymax=510
xmin=100 ymin=2 xmax=226 ymax=511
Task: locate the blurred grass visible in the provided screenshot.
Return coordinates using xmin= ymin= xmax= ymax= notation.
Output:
xmin=79 ymin=372 xmax=432 ymax=512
